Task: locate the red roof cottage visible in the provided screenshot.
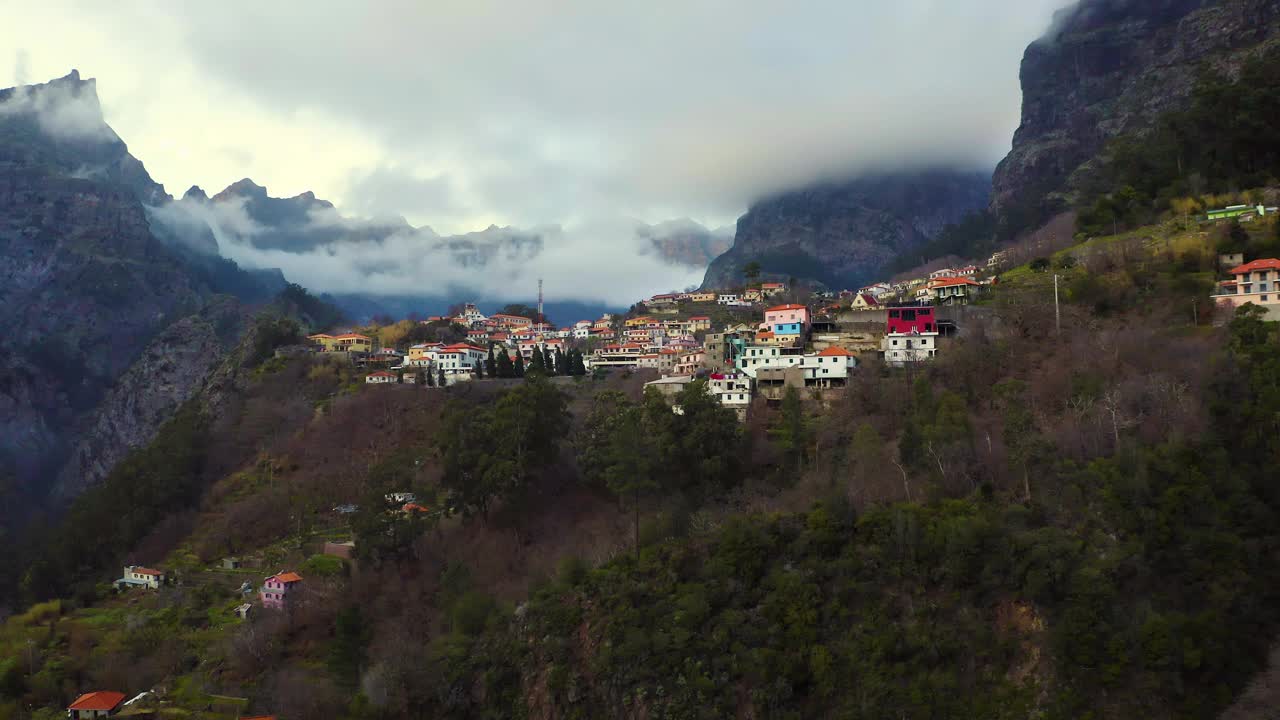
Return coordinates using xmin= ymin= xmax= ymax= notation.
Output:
xmin=1212 ymin=258 xmax=1280 ymax=311
xmin=68 ymin=691 xmax=126 ymax=718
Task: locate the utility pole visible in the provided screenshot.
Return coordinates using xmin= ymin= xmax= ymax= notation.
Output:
xmin=1053 ymin=274 xmax=1061 ymax=336
xmin=537 ymin=278 xmax=544 ymax=325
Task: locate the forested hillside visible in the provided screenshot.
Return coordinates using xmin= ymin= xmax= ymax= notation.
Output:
xmin=3 ymin=211 xmax=1280 ymax=719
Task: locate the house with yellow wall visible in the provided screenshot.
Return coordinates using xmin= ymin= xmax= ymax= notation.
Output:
xmin=309 ymin=332 xmax=374 ymax=353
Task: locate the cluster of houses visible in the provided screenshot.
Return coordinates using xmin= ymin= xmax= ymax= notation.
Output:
xmin=840 ymin=264 xmax=994 ymax=311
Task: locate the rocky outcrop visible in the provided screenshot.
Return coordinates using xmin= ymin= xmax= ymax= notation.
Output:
xmin=991 ymin=0 xmax=1280 ymax=218
xmin=53 ymin=299 xmax=248 ymax=498
xmin=638 ymin=219 xmax=733 ymax=270
xmin=702 ymin=170 xmax=990 ymax=290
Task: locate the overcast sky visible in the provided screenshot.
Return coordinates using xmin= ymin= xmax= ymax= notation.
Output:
xmin=3 ymin=1 xmax=1072 ymax=305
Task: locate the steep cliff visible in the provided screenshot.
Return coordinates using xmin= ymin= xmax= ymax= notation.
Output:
xmin=991 ymin=0 xmax=1280 ymax=222
xmin=701 ymin=170 xmax=990 ymax=290
xmin=52 ymin=298 xmax=248 ymax=498
xmin=0 ymin=71 xmax=294 ymax=511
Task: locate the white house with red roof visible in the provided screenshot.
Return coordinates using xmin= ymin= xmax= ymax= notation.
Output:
xmin=928 ymin=277 xmax=982 ymax=305
xmin=1212 ymin=258 xmax=1280 ymax=311
xmin=115 ymin=565 xmax=164 ymax=590
xmin=262 ymin=571 xmax=303 ymax=610
xmin=760 ymin=282 xmax=786 ymax=297
xmin=851 ymin=293 xmax=880 ymax=310
xmin=68 ymin=691 xmax=126 ymax=719
xmin=365 ymin=370 xmax=398 ymax=384
xmin=437 ymin=344 xmax=487 ymax=374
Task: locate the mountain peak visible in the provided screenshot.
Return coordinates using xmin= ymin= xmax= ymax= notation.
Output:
xmin=183 ymin=185 xmax=209 ymax=202
xmin=213 ymin=178 xmax=268 ymax=202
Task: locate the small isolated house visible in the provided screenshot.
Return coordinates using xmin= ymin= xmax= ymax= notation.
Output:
xmin=261 ymin=572 xmax=303 ymax=610
xmin=68 ymin=691 xmax=126 ymax=718
xmin=115 ymin=565 xmax=164 ymax=590
xmin=365 ymin=370 xmax=397 ymax=384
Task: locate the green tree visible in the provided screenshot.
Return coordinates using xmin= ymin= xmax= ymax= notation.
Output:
xmin=770 ymin=385 xmax=811 ymax=473
xmin=578 ymin=391 xmax=659 ymax=558
xmin=328 ymin=606 xmax=371 ymax=689
xmin=437 ymin=365 xmax=446 ymax=387
xmin=497 ymin=349 xmax=515 ymax=378
xmin=515 ymin=353 xmax=527 ymax=378
xmin=994 ymin=379 xmax=1051 ymax=502
xmin=743 ymin=260 xmax=762 ymax=285
xmin=487 ymin=343 xmax=498 ymax=377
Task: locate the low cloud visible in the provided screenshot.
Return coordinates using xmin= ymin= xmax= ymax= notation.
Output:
xmin=150 ymin=195 xmax=704 ymax=306
xmin=0 ymin=72 xmax=118 ymax=143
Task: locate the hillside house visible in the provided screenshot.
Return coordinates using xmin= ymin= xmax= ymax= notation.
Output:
xmin=115 ymin=565 xmax=164 ymax=590
xmin=593 ymin=343 xmax=645 ymax=368
xmin=68 ymin=691 xmax=126 ymax=719
xmin=717 ymin=293 xmax=740 ymax=305
xmin=333 ymin=333 xmax=374 ymax=353
xmin=491 ymin=313 xmax=533 ymax=329
xmin=708 ymin=373 xmax=753 ymax=419
xmin=883 ymin=306 xmax=939 ymax=365
xmin=673 ymin=349 xmax=706 ymax=375
xmin=437 ymin=344 xmax=487 ymax=374
xmin=1206 ymin=204 xmax=1268 ymax=221
xmin=687 ymin=316 xmax=712 ymax=332
xmin=987 ymin=250 xmax=1010 ymax=269
xmin=261 ymin=571 xmax=303 ymax=610
xmin=743 ymin=288 xmax=762 ymax=302
xmin=365 ymin=371 xmax=397 ymax=384
xmin=761 ymin=282 xmax=786 ymax=297
xmin=851 ymin=293 xmax=880 ymax=310
xmin=1212 ymin=258 xmax=1280 ymax=310
xmin=648 ymin=293 xmax=679 ymax=305
xmin=764 ymin=304 xmax=809 ymax=330
xmin=928 ymin=277 xmax=982 ymax=305
xmin=689 ymin=291 xmax=717 ymax=303
xmin=929 ymin=268 xmax=957 ymax=280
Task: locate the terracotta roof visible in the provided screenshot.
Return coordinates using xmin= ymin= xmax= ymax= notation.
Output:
xmin=268 ymin=572 xmax=303 ymax=584
xmin=307 ymin=333 xmax=334 ymax=339
xmin=402 ymin=503 xmax=430 ymax=513
xmin=856 ymin=293 xmax=880 ymax=305
xmin=441 ymin=343 xmax=486 ymax=352
xmin=333 ymin=333 xmax=371 ymax=340
xmin=766 ymin=304 xmax=807 ymax=312
xmin=816 ymin=346 xmax=856 ymax=357
xmin=131 ymin=567 xmax=163 ymax=576
xmin=368 ymin=371 xmax=397 ymax=378
xmin=689 ymin=316 xmax=710 ymax=321
xmin=69 ymin=692 xmax=126 ymax=711
xmin=1228 ymin=258 xmax=1280 ymax=275
xmin=930 ymin=277 xmax=981 ymax=288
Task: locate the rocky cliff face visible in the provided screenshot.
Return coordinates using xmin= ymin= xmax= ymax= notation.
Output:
xmin=53 ymin=298 xmax=248 ymax=498
xmin=638 ymin=219 xmax=733 ymax=270
xmin=701 ymin=170 xmax=990 ymax=290
xmin=991 ymin=0 xmax=1280 ymax=219
xmin=0 ymin=71 xmax=280 ymax=511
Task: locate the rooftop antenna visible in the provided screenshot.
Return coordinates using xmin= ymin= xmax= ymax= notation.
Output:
xmin=537 ymin=278 xmax=544 ymax=325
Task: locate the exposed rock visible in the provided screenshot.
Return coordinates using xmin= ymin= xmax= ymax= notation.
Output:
xmin=991 ymin=0 xmax=1280 ymax=218
xmin=54 ymin=298 xmax=248 ymax=498
xmin=638 ymin=218 xmax=733 ymax=270
xmin=702 ymin=170 xmax=990 ymax=290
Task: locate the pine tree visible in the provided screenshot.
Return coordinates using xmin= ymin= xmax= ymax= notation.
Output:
xmin=474 ymin=358 xmax=485 ymax=379
xmin=425 ymin=366 xmax=435 ymax=387
xmin=515 ymin=353 xmax=526 ymax=378
xmin=497 ymin=350 xmax=515 ymax=378
xmin=572 ymin=349 xmax=588 ymax=376
xmin=529 ymin=348 xmax=545 ymax=374
xmin=487 ymin=343 xmax=497 ymax=377
xmin=437 ymin=365 xmax=446 ymax=387
xmin=555 ymin=349 xmax=568 ymax=376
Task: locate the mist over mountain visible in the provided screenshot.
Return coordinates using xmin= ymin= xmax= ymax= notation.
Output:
xmin=702 ymin=170 xmax=992 ymax=290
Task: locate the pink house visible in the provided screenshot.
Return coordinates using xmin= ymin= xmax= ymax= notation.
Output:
xmin=261 ymin=571 xmax=303 ymax=610
xmin=762 ymin=304 xmax=809 ymax=331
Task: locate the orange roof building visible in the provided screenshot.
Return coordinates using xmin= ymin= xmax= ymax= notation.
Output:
xmin=69 ymin=691 xmax=126 ymax=717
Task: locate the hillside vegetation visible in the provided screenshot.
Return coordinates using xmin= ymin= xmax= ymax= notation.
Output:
xmin=2 ymin=211 xmax=1280 ymax=719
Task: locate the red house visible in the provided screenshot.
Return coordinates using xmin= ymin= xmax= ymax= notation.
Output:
xmin=885 ymin=306 xmax=937 ymax=335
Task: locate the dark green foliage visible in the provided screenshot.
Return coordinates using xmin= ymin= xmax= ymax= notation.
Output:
xmin=436 ymin=376 xmax=570 ymax=518
xmin=577 ymin=391 xmax=661 ymax=556
xmin=514 ymin=353 xmax=526 ymax=378
xmin=1029 ymin=257 xmax=1051 ymax=273
xmin=769 ymin=385 xmax=811 ymax=473
xmin=437 ymin=365 xmax=446 ymax=388
xmin=1078 ymin=47 xmax=1280 ymax=234
xmin=486 ymin=343 xmax=497 ymax=378
xmin=245 ymin=315 xmax=303 ymax=367
xmin=328 ymin=606 xmax=371 ymax=690
xmin=20 ymin=402 xmax=208 ymax=603
xmin=272 ymin=283 xmax=346 ymax=331
xmin=888 ymin=210 xmax=999 ymax=275
xmin=496 ymin=349 xmax=515 ymax=378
